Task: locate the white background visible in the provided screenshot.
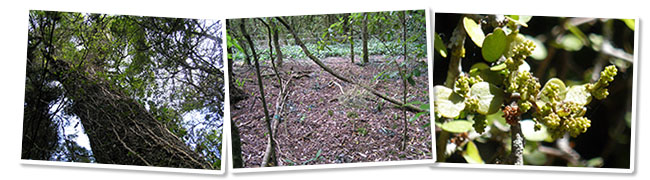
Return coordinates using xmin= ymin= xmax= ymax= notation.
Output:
xmin=0 ymin=0 xmax=646 ymax=179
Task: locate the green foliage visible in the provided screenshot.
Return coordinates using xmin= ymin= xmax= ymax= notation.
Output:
xmin=463 ymin=17 xmax=485 ymax=47
xmin=434 ymin=85 xmax=465 ymax=118
xmin=470 ymin=82 xmax=504 ymax=115
xmin=621 ymin=19 xmax=635 ymax=31
xmin=435 ymin=14 xmax=620 ymax=149
xmin=346 ymin=111 xmax=359 ymax=119
xmin=587 ymin=65 xmax=618 ymax=100
xmin=434 ymin=32 xmax=448 ymax=58
xmin=440 ymin=120 xmax=473 ymax=133
xmin=472 ymin=114 xmax=487 ymax=134
xmin=462 ymin=141 xmax=484 ymax=164
xmin=520 ymin=120 xmax=550 ymax=142
xmin=482 ymin=28 xmax=507 ymax=62
xmin=356 ymin=127 xmax=368 ymax=136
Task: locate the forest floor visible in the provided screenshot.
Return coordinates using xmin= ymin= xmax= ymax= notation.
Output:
xmin=230 ymin=55 xmax=432 ymax=168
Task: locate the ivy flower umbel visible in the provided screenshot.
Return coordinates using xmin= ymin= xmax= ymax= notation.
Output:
xmin=504 ymin=34 xmax=536 ymax=71
xmin=587 ymin=65 xmax=618 ymax=100
xmin=536 ymin=101 xmax=591 ymax=139
xmin=507 ymin=70 xmax=540 ymax=113
xmin=454 ymin=75 xmax=483 ymax=98
xmin=453 ymin=75 xmax=488 ymax=133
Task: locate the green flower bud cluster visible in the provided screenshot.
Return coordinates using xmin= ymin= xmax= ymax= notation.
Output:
xmin=454 ymin=75 xmax=483 ymax=98
xmin=587 ymin=65 xmax=618 ymax=100
xmin=518 ymin=100 xmax=533 ymax=113
xmin=452 ymin=75 xmax=490 ymax=133
xmin=535 ymin=101 xmax=591 ymax=139
xmin=504 ymin=34 xmax=535 ymax=71
xmin=510 ymin=39 xmax=535 ymax=62
xmin=465 ymin=97 xmax=480 ymax=113
xmin=507 ymin=71 xmax=540 ymax=113
xmin=457 ymin=76 xmax=482 ymax=116
xmin=504 ymin=57 xmax=522 ymax=72
xmin=541 ymin=83 xmax=562 ymax=103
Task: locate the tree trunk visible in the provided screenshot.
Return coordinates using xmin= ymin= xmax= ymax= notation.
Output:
xmin=47 ymin=59 xmax=212 ymax=169
xmin=240 ymin=19 xmax=277 ymax=167
xmin=22 ymin=52 xmax=60 ymax=160
xmin=272 ymin=20 xmax=284 ymax=68
xmin=400 ymin=11 xmax=409 ymax=150
xmin=225 ymin=21 xmax=245 ymax=167
xmin=230 ymin=118 xmax=244 ymax=168
xmin=362 ymin=12 xmax=369 ymax=64
xmin=227 ymin=21 xmax=248 ymax=105
xmin=510 ymin=120 xmax=525 ymax=165
xmin=240 ymin=37 xmax=253 ymax=66
xmin=349 ymin=15 xmax=355 ymax=63
xmin=231 ymin=21 xmax=252 ymax=66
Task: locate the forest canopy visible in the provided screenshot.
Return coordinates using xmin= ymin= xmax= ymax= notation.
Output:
xmin=23 ymin=10 xmax=224 ymax=169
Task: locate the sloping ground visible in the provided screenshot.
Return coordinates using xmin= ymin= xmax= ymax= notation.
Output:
xmin=230 ymin=55 xmax=432 ymax=168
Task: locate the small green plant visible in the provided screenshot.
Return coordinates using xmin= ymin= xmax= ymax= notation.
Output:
xmin=346 ymin=111 xmax=359 ymax=119
xmin=235 ymin=78 xmax=245 ymax=87
xmin=327 ymin=109 xmax=334 ymax=116
xmin=356 ymin=127 xmax=368 ymax=136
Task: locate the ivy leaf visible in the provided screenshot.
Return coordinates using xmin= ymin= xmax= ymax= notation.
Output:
xmin=463 ymin=17 xmax=485 ymax=48
xmin=586 ymin=157 xmax=604 ymax=167
xmin=407 ymin=75 xmax=416 ymax=86
xmin=506 ymin=15 xmax=532 ymax=27
xmin=226 ymin=33 xmax=244 ymax=53
xmin=469 ymin=62 xmax=489 ymax=77
xmin=462 ymin=141 xmax=485 ymax=164
xmin=481 ymin=28 xmax=507 ymax=62
xmin=525 ymin=35 xmax=547 ymax=60
xmin=470 ymin=82 xmax=504 ymax=115
xmin=621 ymin=19 xmax=635 ymax=31
xmin=434 ymin=85 xmax=465 ymax=118
xmin=412 ymin=68 xmax=421 ymax=77
xmin=487 ymin=111 xmax=508 ymax=127
xmin=564 ymin=84 xmax=592 ymax=106
xmin=520 ymin=120 xmax=549 ymax=142
xmin=470 ymin=63 xmax=504 ymax=86
xmin=419 ymin=103 xmax=430 ymax=111
xmin=434 ymin=32 xmax=448 ymax=58
xmin=490 ymin=63 xmax=507 ymax=71
xmin=409 ymin=111 xmax=428 ymax=122
xmin=524 ymin=146 xmax=547 ymax=165
xmin=441 ymin=120 xmax=474 ymax=133
xmin=560 ymin=34 xmax=584 ymax=51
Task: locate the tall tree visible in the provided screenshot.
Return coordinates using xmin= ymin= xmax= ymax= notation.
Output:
xmin=226 ymin=20 xmax=245 ymax=169
xmin=240 ymin=19 xmax=277 ymax=167
xmin=362 ymin=12 xmax=369 ymax=64
xmin=48 ymin=59 xmax=211 ymax=168
xmin=23 ymin=11 xmax=223 ymax=169
xmin=399 ymin=11 xmax=409 ymax=150
xmin=349 ymin=14 xmax=355 ymax=63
